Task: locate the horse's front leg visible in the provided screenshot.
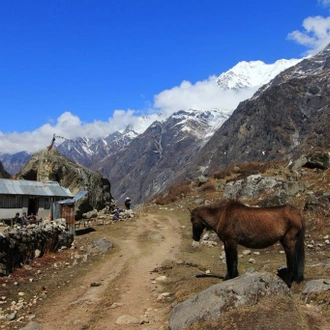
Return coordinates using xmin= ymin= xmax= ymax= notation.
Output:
xmin=224 ymin=239 xmax=239 ymax=280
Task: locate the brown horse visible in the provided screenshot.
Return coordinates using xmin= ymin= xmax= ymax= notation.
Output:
xmin=189 ymin=200 xmax=305 ymax=287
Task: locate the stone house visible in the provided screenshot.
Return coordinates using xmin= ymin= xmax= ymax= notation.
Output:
xmin=0 ymin=178 xmax=73 ymax=221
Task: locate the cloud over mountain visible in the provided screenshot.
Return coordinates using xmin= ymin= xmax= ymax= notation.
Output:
xmin=0 ymin=59 xmax=303 ymax=154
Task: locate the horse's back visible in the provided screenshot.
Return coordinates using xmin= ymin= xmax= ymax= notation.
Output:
xmin=234 ymin=203 xmax=302 ymax=226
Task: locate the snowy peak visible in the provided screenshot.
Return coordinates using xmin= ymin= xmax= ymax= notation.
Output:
xmin=217 ymin=58 xmax=303 ymax=91
xmin=167 ymin=109 xmax=230 ymax=140
xmin=129 ymin=113 xmax=167 ymax=135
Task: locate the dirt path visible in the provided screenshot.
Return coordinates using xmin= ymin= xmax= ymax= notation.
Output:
xmin=33 ymin=212 xmax=181 ymax=330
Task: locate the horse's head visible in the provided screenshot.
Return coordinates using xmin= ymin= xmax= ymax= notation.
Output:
xmin=189 ymin=207 xmax=206 ymax=241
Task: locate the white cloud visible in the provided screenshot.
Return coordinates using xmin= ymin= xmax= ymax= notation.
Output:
xmin=154 ymin=76 xmax=255 ymax=116
xmin=0 ymin=76 xmax=258 ymax=154
xmin=0 ymin=109 xmax=162 ymax=154
xmin=287 ymin=15 xmax=330 ymax=55
xmin=318 ymin=0 xmax=330 ymax=6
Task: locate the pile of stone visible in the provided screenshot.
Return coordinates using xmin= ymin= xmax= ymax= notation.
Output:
xmin=111 ymin=209 xmax=134 ymax=222
xmin=75 ymin=208 xmax=134 ymax=228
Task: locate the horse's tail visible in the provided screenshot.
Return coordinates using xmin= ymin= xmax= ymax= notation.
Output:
xmin=294 ymin=218 xmax=305 ymax=283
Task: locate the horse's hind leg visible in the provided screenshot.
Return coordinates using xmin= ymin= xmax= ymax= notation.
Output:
xmin=294 ymin=226 xmax=305 ymax=283
xmin=224 ymin=239 xmax=239 ymax=280
xmin=280 ymin=235 xmax=296 ymax=287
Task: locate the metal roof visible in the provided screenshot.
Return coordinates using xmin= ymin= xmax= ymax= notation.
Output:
xmin=0 ymin=179 xmax=74 ymax=197
xmin=57 ymin=190 xmax=88 ymax=205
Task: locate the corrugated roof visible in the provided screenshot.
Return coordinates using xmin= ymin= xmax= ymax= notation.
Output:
xmin=0 ymin=179 xmax=74 ymax=197
xmin=58 ymin=190 xmax=88 ymax=205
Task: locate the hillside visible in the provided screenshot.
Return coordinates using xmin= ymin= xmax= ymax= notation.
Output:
xmin=1 ymin=159 xmax=330 ymax=329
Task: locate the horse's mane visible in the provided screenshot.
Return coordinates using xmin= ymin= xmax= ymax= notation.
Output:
xmin=216 ymin=199 xmax=290 ymax=210
xmin=213 ymin=199 xmax=245 ymax=208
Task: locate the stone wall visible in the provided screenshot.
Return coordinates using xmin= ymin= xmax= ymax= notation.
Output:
xmin=0 ymin=220 xmax=74 ymax=276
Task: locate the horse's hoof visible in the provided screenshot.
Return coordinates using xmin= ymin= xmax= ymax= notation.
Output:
xmin=277 ymin=266 xmax=287 ymax=281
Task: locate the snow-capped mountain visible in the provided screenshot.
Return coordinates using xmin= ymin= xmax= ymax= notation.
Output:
xmin=94 ymin=107 xmax=228 ymax=204
xmin=169 ymin=109 xmax=230 ymax=139
xmin=216 ymin=58 xmax=303 ymax=91
xmin=1 ymin=56 xmax=303 ymax=180
xmin=56 ymin=127 xmax=140 ymax=167
xmin=193 ymin=43 xmax=330 ymax=177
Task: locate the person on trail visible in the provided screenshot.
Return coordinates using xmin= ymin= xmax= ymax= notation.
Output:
xmin=125 ymin=197 xmax=131 ymax=210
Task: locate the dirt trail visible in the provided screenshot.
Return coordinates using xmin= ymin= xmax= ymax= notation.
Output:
xmin=34 ymin=212 xmax=181 ymax=330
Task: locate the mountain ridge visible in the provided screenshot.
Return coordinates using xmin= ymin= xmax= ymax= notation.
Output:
xmin=0 ymin=53 xmax=316 ymax=205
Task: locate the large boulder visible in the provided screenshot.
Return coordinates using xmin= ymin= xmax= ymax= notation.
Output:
xmin=304 ymin=191 xmax=330 ymax=216
xmin=16 ymin=150 xmax=115 ymax=217
xmin=288 ymin=153 xmax=330 ymax=171
xmin=223 ymin=174 xmax=305 ymax=205
xmin=169 ymin=272 xmax=292 ymax=330
xmin=301 ymin=279 xmax=330 ymax=303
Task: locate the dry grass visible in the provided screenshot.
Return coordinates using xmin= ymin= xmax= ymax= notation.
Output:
xmin=315 ymin=211 xmax=327 ymax=231
xmin=213 ymin=161 xmax=287 ymax=181
xmin=151 ymin=180 xmax=193 ymax=205
xmin=199 ymin=181 xmax=216 ymax=193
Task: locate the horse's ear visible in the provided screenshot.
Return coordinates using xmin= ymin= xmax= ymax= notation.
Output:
xmin=187 ymin=207 xmax=192 ymax=214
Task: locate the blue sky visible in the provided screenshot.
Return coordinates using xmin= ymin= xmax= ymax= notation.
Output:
xmin=1 ymin=0 xmax=330 ymax=153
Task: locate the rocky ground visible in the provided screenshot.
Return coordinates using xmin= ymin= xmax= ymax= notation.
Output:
xmin=0 ymin=208 xmax=181 ymax=330
xmin=2 ymin=161 xmax=330 ymax=329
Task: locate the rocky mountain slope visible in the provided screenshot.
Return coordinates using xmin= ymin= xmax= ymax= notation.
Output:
xmin=192 ymin=44 xmax=330 ymax=176
xmin=94 ymin=109 xmax=229 ymax=204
